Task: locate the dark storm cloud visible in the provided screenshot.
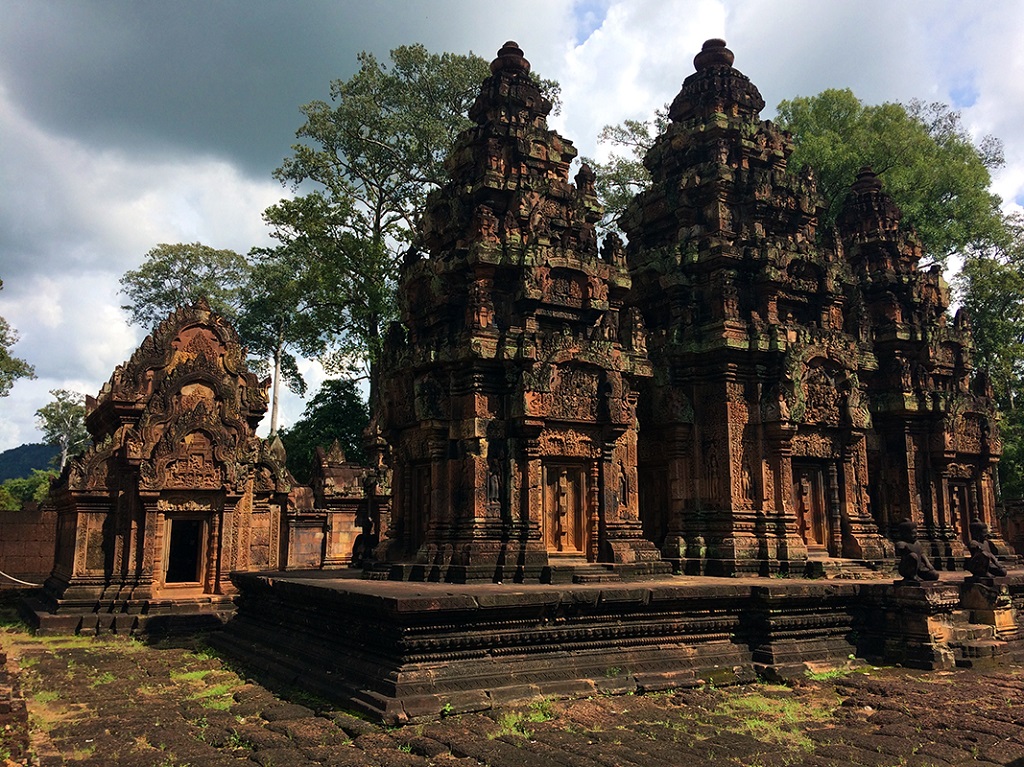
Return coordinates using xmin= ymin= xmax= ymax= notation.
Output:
xmin=0 ymin=1 xmax=557 ymax=178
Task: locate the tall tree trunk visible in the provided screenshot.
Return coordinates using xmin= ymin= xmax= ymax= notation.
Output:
xmin=269 ymin=331 xmax=284 ymax=436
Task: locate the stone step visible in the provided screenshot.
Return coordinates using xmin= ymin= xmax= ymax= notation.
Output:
xmin=805 ymin=558 xmax=889 ymax=580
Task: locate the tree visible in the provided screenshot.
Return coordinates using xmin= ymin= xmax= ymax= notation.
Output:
xmin=588 ymin=91 xmax=1004 ymax=265
xmin=776 ymin=90 xmax=1004 ymax=263
xmin=119 ymin=242 xmax=250 ymax=328
xmin=278 ymin=379 xmax=369 ymax=484
xmin=35 ymin=389 xmax=88 ymax=470
xmin=236 ymin=248 xmax=327 ymax=435
xmin=272 ymin=44 xmax=558 ymax=396
xmin=0 ymin=469 xmax=58 ymax=509
xmin=954 ymin=214 xmax=1024 ymax=501
xmin=955 ymin=215 xmax=1024 ymax=409
xmin=583 ymin=106 xmax=668 ymax=229
xmin=0 ymin=278 xmax=35 ymax=397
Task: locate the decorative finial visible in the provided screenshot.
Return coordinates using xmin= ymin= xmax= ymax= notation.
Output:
xmin=851 ymin=166 xmax=883 ymax=193
xmin=491 ymin=41 xmax=531 ymax=74
xmin=693 ymin=38 xmax=734 ymax=71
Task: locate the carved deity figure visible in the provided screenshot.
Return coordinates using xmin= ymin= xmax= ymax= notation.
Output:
xmin=966 ymin=521 xmax=1007 ymax=579
xmin=894 ymin=519 xmax=939 ymax=583
xmin=487 ymin=460 xmax=501 ymax=506
xmin=556 ymin=469 xmax=570 ymax=547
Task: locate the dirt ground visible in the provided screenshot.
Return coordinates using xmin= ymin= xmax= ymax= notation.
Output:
xmin=1 ymin=601 xmax=1024 ymax=767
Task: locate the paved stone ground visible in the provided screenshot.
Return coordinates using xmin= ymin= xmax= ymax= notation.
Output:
xmin=1 ymin=606 xmax=1024 ymax=766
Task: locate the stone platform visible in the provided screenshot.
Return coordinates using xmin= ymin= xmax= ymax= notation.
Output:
xmin=213 ymin=569 xmax=1024 ymax=723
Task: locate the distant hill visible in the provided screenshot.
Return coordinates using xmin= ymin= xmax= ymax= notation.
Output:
xmin=0 ymin=443 xmax=60 ymax=481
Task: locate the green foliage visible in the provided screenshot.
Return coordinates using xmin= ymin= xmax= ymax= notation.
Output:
xmin=272 ymin=45 xmax=558 ymax=392
xmin=279 ymin=379 xmax=369 ymax=484
xmin=1 ymin=469 xmax=58 ymax=509
xmin=272 ymin=45 xmax=491 ymax=382
xmin=262 ymin=193 xmax=394 ymax=380
xmin=35 ymin=388 xmax=88 ymax=470
xmin=998 ymin=407 xmax=1024 ymax=501
xmin=119 ymin=242 xmax=250 ymax=329
xmin=955 ymin=215 xmax=1024 ymax=406
xmin=954 ymin=215 xmax=1024 ymax=500
xmin=0 ymin=278 xmax=35 ymax=397
xmin=776 ymin=89 xmax=1004 ymax=263
xmin=236 ymin=249 xmax=331 ymax=433
xmin=583 ymin=106 xmax=668 ymax=229
xmin=489 ymin=711 xmax=532 ymax=739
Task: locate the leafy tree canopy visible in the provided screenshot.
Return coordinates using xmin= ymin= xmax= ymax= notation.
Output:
xmin=119 ymin=242 xmax=250 ymax=328
xmin=955 ymin=213 xmax=1024 ymax=411
xmin=236 ymin=249 xmax=331 ymax=434
xmin=583 ymin=105 xmax=669 ymax=230
xmin=278 ymin=379 xmax=369 ymax=485
xmin=271 ymin=44 xmax=558 ymax=392
xmin=0 ymin=469 xmax=58 ymax=510
xmin=0 ymin=278 xmax=35 ymax=397
xmin=35 ymin=389 xmax=88 ymax=471
xmin=587 ymin=90 xmax=1004 ymax=267
xmin=776 ymin=89 xmax=1004 ymax=263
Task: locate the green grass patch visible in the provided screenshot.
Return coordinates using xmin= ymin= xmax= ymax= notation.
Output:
xmin=713 ymin=688 xmax=836 ymax=752
xmin=171 ymin=669 xmax=213 ymax=682
xmin=90 ymin=670 xmax=116 ymax=687
xmin=527 ymin=698 xmax=554 ymax=723
xmin=805 ymin=667 xmax=866 ymax=682
xmin=489 ymin=711 xmax=532 ymax=739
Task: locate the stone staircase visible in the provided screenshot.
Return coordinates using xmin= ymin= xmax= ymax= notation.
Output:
xmin=542 ymin=561 xmax=624 ymax=584
xmin=805 ymin=558 xmax=890 ymax=580
xmin=949 ymin=608 xmax=1010 ymax=668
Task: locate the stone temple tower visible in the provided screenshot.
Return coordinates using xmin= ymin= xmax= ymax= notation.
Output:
xmin=622 ymin=39 xmax=891 ymax=574
xmin=838 ymin=167 xmax=1005 ymax=567
xmin=376 ymin=42 xmax=663 ymax=582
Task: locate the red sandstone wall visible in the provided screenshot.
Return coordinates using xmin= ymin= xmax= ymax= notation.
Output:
xmin=0 ymin=505 xmax=56 ymax=589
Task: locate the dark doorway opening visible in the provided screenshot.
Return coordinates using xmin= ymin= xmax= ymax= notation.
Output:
xmin=166 ymin=518 xmax=204 ymax=583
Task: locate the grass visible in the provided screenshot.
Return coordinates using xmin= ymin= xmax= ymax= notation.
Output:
xmin=171 ymin=669 xmax=212 ymax=682
xmin=805 ymin=667 xmax=866 ymax=682
xmin=712 ymin=687 xmax=838 ymax=753
xmin=90 ymin=670 xmax=116 ymax=687
xmin=489 ymin=711 xmax=533 ymax=739
xmin=527 ymin=698 xmax=554 ymax=723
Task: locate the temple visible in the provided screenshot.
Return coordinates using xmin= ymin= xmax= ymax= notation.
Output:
xmin=33 ymin=302 xmax=295 ymax=632
xmin=375 ymin=42 xmax=663 ymax=582
xmin=620 ymin=39 xmax=1004 ymax=575
xmin=27 ymin=40 xmax=1012 ymax=640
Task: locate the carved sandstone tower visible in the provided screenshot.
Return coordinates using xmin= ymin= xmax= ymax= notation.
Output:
xmin=838 ymin=167 xmax=1005 ymax=566
xmin=377 ymin=42 xmax=662 ymax=582
xmin=623 ymin=39 xmax=890 ymax=574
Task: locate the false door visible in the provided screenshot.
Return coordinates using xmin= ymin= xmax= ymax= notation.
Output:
xmin=543 ymin=464 xmax=589 ymax=557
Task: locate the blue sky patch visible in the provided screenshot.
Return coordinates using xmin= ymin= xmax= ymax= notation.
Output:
xmin=950 ymin=78 xmax=978 ymax=109
xmin=573 ymin=0 xmax=609 ymax=45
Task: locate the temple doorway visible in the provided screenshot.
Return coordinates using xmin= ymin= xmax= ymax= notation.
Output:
xmin=949 ymin=481 xmax=972 ymax=545
xmin=408 ymin=465 xmax=432 ymax=555
xmin=543 ymin=464 xmax=589 ymax=557
xmin=792 ymin=462 xmax=830 ymax=554
xmin=164 ymin=516 xmax=206 ymax=584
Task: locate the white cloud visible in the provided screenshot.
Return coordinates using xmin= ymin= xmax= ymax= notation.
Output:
xmin=553 ymin=0 xmax=727 ymax=159
xmin=3 ymin=1 xmax=1024 ymax=457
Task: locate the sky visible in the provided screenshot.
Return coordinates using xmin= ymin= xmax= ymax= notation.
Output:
xmin=2 ymin=0 xmax=1024 ymax=452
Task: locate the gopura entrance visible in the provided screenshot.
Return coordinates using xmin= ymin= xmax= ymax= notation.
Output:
xmin=38 ymin=301 xmax=293 ymax=632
